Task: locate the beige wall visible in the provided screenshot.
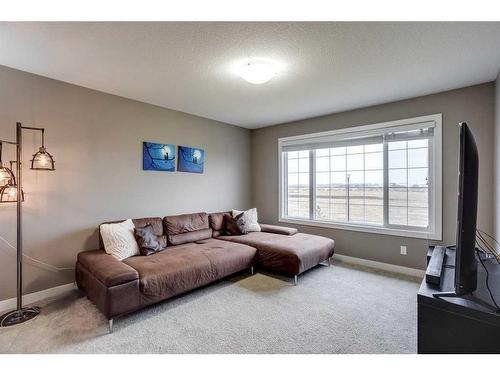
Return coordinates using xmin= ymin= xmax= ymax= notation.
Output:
xmin=252 ymin=83 xmax=495 ymax=270
xmin=0 ymin=65 xmax=252 ymax=300
xmin=495 ymin=71 xmax=500 ymax=239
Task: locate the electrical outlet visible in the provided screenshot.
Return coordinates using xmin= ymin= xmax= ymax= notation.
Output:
xmin=400 ymin=246 xmax=407 ymax=255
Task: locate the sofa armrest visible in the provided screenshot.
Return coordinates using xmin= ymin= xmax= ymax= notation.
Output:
xmin=260 ymin=224 xmax=298 ymax=236
xmin=77 ymin=249 xmax=139 ymax=287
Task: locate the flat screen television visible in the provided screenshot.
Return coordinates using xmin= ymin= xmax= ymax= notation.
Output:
xmin=455 ymin=122 xmax=478 ymax=295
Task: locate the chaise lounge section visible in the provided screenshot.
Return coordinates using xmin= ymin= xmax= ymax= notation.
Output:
xmin=209 ymin=212 xmax=335 ymax=283
xmin=76 ymin=211 xmax=335 ymax=332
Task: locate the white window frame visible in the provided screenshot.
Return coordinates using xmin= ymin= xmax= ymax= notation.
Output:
xmin=278 ymin=114 xmax=442 ymax=240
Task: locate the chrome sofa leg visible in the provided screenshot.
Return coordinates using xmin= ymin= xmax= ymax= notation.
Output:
xmin=320 ymin=257 xmax=333 ymax=267
xmin=294 ymin=275 xmax=298 ymax=286
xmin=251 ymin=266 xmax=254 ymax=275
xmin=109 ymin=319 xmax=114 ymax=334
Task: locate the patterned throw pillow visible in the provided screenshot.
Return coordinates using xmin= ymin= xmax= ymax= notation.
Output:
xmin=100 ymin=219 xmax=140 ymax=261
xmin=224 ymin=213 xmax=247 ymax=235
xmin=232 ymin=208 xmax=261 ymax=233
xmin=134 ymin=224 xmax=166 ymax=256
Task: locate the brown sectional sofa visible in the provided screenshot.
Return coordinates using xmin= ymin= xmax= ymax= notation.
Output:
xmin=76 ymin=212 xmax=335 ymax=332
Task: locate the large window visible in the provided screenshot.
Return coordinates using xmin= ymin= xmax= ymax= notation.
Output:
xmin=279 ymin=114 xmax=442 ymax=240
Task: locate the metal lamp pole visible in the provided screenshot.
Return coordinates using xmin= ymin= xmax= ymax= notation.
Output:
xmin=0 ymin=122 xmax=55 ymax=327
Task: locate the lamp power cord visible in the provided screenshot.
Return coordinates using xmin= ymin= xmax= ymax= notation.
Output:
xmin=0 ymin=233 xmax=74 ymax=273
xmin=475 ymin=229 xmax=500 ymax=313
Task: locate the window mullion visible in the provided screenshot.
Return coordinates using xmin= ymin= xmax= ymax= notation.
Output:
xmin=383 ymin=136 xmax=389 ymax=227
xmin=406 ymin=143 xmax=409 ymax=226
xmin=283 ymin=152 xmax=288 ymax=218
xmin=428 ymin=138 xmax=434 ymax=231
xmin=345 ymin=148 xmax=349 ymax=222
xmin=363 ymin=147 xmax=366 ymax=223
xmin=310 ymin=150 xmax=315 ymax=220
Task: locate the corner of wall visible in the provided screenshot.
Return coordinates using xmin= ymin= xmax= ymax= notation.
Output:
xmin=495 ymin=69 xmax=500 ymax=238
xmin=249 ymin=128 xmax=257 ymax=208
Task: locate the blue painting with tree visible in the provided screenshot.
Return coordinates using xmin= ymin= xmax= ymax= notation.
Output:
xmin=177 ymin=146 xmax=204 ymax=173
xmin=143 ymin=142 xmax=176 ymax=171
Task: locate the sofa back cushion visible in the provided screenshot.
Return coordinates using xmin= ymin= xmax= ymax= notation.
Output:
xmin=164 ymin=212 xmax=212 ymax=245
xmin=98 ymin=217 xmax=165 ymax=249
xmin=208 ymin=211 xmax=230 ymax=237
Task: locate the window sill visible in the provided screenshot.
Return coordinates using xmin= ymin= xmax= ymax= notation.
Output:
xmin=279 ymin=217 xmax=442 ymax=240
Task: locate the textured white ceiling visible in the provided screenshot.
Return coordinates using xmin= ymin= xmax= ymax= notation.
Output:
xmin=0 ymin=22 xmax=499 ymax=129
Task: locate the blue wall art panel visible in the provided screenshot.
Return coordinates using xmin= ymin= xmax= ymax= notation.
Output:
xmin=177 ymin=146 xmax=205 ymax=173
xmin=143 ymin=142 xmax=176 ymax=171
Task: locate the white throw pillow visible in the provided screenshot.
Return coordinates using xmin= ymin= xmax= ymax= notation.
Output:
xmin=100 ymin=219 xmax=140 ymax=261
xmin=232 ymin=208 xmax=261 ymax=233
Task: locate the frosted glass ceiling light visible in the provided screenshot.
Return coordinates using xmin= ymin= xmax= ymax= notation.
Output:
xmin=238 ymin=60 xmax=278 ymax=84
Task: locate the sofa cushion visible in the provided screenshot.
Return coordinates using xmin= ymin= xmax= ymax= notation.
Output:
xmin=218 ymin=232 xmax=334 ymax=277
xmin=195 ymin=239 xmax=257 ymax=279
xmin=232 ymin=208 xmax=261 ymax=233
xmin=124 ymin=243 xmax=212 ymax=298
xmin=164 ymin=212 xmax=212 ymax=245
xmin=134 ymin=224 xmax=167 ymax=255
xmin=164 ymin=212 xmax=209 ymax=235
xmin=123 ymin=239 xmax=257 ymax=299
xmin=224 ymin=213 xmax=247 ymax=235
xmin=208 ymin=211 xmax=230 ymax=237
xmin=133 ymin=217 xmax=165 ymax=236
xmin=100 ymin=219 xmax=140 ymax=260
xmin=98 ymin=217 xmax=165 ymax=249
xmin=168 ymin=228 xmax=213 ymax=246
xmin=260 ymin=223 xmax=298 ymax=236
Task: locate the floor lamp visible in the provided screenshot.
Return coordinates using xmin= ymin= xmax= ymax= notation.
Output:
xmin=0 ymin=122 xmax=55 ymax=327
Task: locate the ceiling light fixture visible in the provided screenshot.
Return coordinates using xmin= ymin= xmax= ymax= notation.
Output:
xmin=237 ymin=59 xmax=278 ymax=84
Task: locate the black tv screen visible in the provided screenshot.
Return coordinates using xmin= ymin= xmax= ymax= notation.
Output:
xmin=455 ymin=122 xmax=478 ymax=295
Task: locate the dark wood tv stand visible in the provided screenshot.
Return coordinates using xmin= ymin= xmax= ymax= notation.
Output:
xmin=417 ymin=246 xmax=500 ymax=353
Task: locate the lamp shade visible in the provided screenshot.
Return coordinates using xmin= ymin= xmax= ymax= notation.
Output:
xmin=30 ymin=147 xmax=55 ymax=170
xmin=0 ymin=182 xmax=24 ymax=203
xmin=0 ymin=164 xmax=14 ymax=187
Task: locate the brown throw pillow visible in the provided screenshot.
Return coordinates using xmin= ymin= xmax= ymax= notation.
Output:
xmin=224 ymin=213 xmax=247 ymax=235
xmin=134 ymin=224 xmax=166 ymax=256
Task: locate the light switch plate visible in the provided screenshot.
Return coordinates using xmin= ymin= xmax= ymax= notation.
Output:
xmin=400 ymin=246 xmax=407 ymax=255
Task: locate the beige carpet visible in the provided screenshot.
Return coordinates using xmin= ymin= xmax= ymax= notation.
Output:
xmin=0 ymin=263 xmax=419 ymax=353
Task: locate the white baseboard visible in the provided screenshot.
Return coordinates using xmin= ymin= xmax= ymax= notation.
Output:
xmin=0 ymin=282 xmax=76 ymax=313
xmin=333 ymin=254 xmax=425 ymax=278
